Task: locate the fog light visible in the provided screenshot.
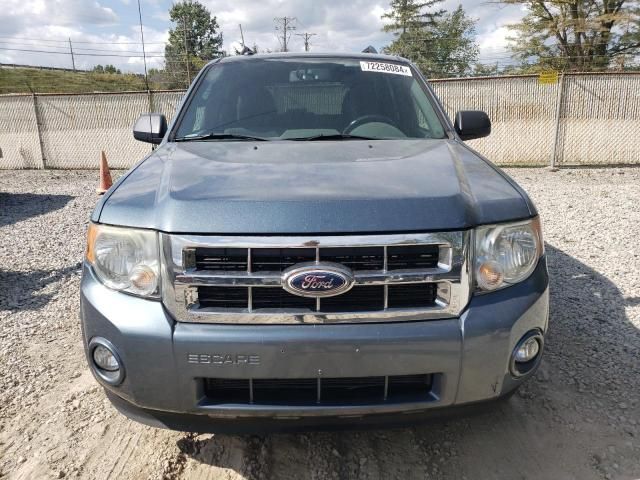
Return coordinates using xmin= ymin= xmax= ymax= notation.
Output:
xmin=93 ymin=344 xmax=120 ymax=371
xmin=515 ymin=337 xmax=540 ymax=363
xmin=89 ymin=338 xmax=125 ymax=385
xmin=511 ymin=331 xmax=544 ymax=377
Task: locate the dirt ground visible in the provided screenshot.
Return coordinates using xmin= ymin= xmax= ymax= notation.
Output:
xmin=0 ymin=168 xmax=639 ymax=480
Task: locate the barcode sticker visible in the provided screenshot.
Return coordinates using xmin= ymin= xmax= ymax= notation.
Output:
xmin=360 ymin=61 xmax=412 ymax=76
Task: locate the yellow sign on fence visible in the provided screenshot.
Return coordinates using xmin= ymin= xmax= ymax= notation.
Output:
xmin=538 ymin=71 xmax=559 ymax=84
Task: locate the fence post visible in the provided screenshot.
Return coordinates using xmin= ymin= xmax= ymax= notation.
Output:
xmin=549 ymin=73 xmax=566 ymax=170
xmin=31 ymin=93 xmax=46 ymax=169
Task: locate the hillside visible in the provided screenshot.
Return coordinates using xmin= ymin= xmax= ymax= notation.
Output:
xmin=0 ymin=67 xmax=163 ymax=95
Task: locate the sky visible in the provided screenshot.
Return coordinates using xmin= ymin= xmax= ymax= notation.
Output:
xmin=0 ymin=0 xmax=526 ymax=73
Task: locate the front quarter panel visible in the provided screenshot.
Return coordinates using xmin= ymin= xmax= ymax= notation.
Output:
xmin=456 ymin=257 xmax=549 ymax=403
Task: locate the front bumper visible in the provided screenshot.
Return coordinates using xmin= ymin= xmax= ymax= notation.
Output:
xmin=80 ymin=258 xmax=549 ymax=432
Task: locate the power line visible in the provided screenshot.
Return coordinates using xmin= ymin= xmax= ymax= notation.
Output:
xmin=2 ymin=45 xmax=627 ymax=64
xmin=0 ymin=46 xmax=166 ymax=58
xmin=0 ymin=35 xmax=165 ymax=45
xmin=295 ymin=32 xmax=317 ymax=52
xmin=274 ymin=17 xmax=296 ymax=52
xmin=0 ymin=42 xmax=164 ymax=55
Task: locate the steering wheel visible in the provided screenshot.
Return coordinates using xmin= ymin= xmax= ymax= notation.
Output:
xmin=343 ymin=114 xmax=400 ymax=135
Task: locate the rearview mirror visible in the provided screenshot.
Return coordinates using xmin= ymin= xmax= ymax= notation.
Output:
xmin=454 ymin=111 xmax=491 ymax=141
xmin=133 ymin=114 xmax=167 ymax=144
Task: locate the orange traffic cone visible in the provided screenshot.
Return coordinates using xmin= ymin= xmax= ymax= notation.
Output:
xmin=97 ymin=151 xmax=113 ymax=195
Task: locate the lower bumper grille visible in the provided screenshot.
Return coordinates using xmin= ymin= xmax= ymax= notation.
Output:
xmin=203 ymin=374 xmax=435 ymax=406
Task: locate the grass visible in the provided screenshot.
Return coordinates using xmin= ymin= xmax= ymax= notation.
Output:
xmin=0 ymin=67 xmax=164 ymax=95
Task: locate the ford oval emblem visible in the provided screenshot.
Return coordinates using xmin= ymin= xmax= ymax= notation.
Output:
xmin=282 ymin=263 xmax=355 ymax=298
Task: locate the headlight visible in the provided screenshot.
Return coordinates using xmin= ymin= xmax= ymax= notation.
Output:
xmin=474 ymin=217 xmax=543 ymax=292
xmin=86 ymin=223 xmax=160 ymax=298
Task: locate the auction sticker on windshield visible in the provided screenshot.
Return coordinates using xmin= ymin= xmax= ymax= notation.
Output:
xmin=360 ymin=61 xmax=412 ymax=76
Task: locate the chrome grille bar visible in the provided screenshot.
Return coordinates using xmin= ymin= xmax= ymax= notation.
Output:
xmin=175 ymin=268 xmax=459 ymax=288
xmin=383 ymin=245 xmax=389 ymax=310
xmin=246 ymin=247 xmax=252 ymax=312
xmin=161 ymin=232 xmax=471 ymax=324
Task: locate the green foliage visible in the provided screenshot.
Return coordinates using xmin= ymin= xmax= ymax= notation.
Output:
xmin=504 ymin=0 xmax=640 ymax=71
xmin=164 ymin=0 xmax=223 ymax=88
xmin=382 ymin=0 xmax=445 ymax=34
xmin=0 ymin=67 xmax=160 ymax=94
xmin=92 ymin=64 xmax=121 ymax=74
xmin=383 ymin=4 xmax=479 ymax=78
xmin=472 ymin=62 xmax=501 ymax=76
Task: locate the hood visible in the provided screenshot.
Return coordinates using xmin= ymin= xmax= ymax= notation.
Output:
xmin=96 ymin=139 xmax=535 ymax=234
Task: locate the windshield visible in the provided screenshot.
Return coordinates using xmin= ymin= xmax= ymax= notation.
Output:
xmin=173 ymin=57 xmax=447 ymax=141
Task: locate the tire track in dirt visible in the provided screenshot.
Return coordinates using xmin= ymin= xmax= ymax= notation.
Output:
xmin=178 ymin=434 xmax=260 ymax=480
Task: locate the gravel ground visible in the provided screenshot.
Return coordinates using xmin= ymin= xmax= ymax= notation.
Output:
xmin=0 ymin=168 xmax=639 ymax=480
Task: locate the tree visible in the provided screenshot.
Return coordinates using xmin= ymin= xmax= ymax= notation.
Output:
xmin=473 ymin=62 xmax=501 ymax=77
xmin=383 ymin=4 xmax=479 ymax=78
xmin=92 ymin=64 xmax=121 ymax=74
xmin=382 ymin=0 xmax=445 ymax=35
xmin=381 ymin=0 xmax=444 ymax=59
xmin=164 ymin=1 xmax=223 ymax=87
xmin=503 ymin=0 xmax=640 ymax=71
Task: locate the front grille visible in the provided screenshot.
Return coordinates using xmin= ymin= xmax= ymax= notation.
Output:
xmin=167 ymin=231 xmax=468 ymax=324
xmin=387 ymin=245 xmax=440 ymax=270
xmin=198 ymin=286 xmax=248 ymax=309
xmin=203 ymin=374 xmax=435 ymax=406
xmin=388 ymin=284 xmax=438 ymax=309
xmin=250 ymin=248 xmax=316 ymax=272
xmin=194 ymin=245 xmax=440 ymax=273
xmin=197 ymin=284 xmax=437 ymax=311
xmin=195 ymin=248 xmax=247 ymax=271
xmin=320 ymin=247 xmax=385 ymax=270
xmin=252 ymin=287 xmax=316 ymax=310
xmin=321 ymin=286 xmax=385 ymax=312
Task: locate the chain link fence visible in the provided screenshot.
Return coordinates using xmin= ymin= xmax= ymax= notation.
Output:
xmin=0 ymin=95 xmax=44 ymax=168
xmin=1 ymin=73 xmax=639 ymax=169
xmin=555 ymin=75 xmax=640 ymax=165
xmin=431 ymin=75 xmax=560 ymax=166
xmin=431 ymin=72 xmax=640 ymax=166
xmin=0 ymin=91 xmax=184 ymax=169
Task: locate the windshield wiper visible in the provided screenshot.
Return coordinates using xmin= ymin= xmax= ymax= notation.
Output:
xmin=175 ymin=132 xmax=269 ymax=142
xmin=288 ymin=133 xmax=378 ymax=141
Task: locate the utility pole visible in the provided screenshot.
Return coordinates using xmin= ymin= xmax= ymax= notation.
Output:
xmin=274 ymin=17 xmax=296 ymax=52
xmin=183 ymin=15 xmax=191 ymax=85
xmin=137 ymin=0 xmax=150 ymax=92
xmin=295 ymin=32 xmax=316 ymax=52
xmin=137 ymin=0 xmax=152 ymax=151
xmin=68 ymin=38 xmax=76 ymax=71
xmin=239 ymin=24 xmax=245 ymax=49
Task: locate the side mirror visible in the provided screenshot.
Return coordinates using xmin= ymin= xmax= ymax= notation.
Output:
xmin=454 ymin=111 xmax=491 ymax=141
xmin=133 ymin=114 xmax=167 ymax=144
